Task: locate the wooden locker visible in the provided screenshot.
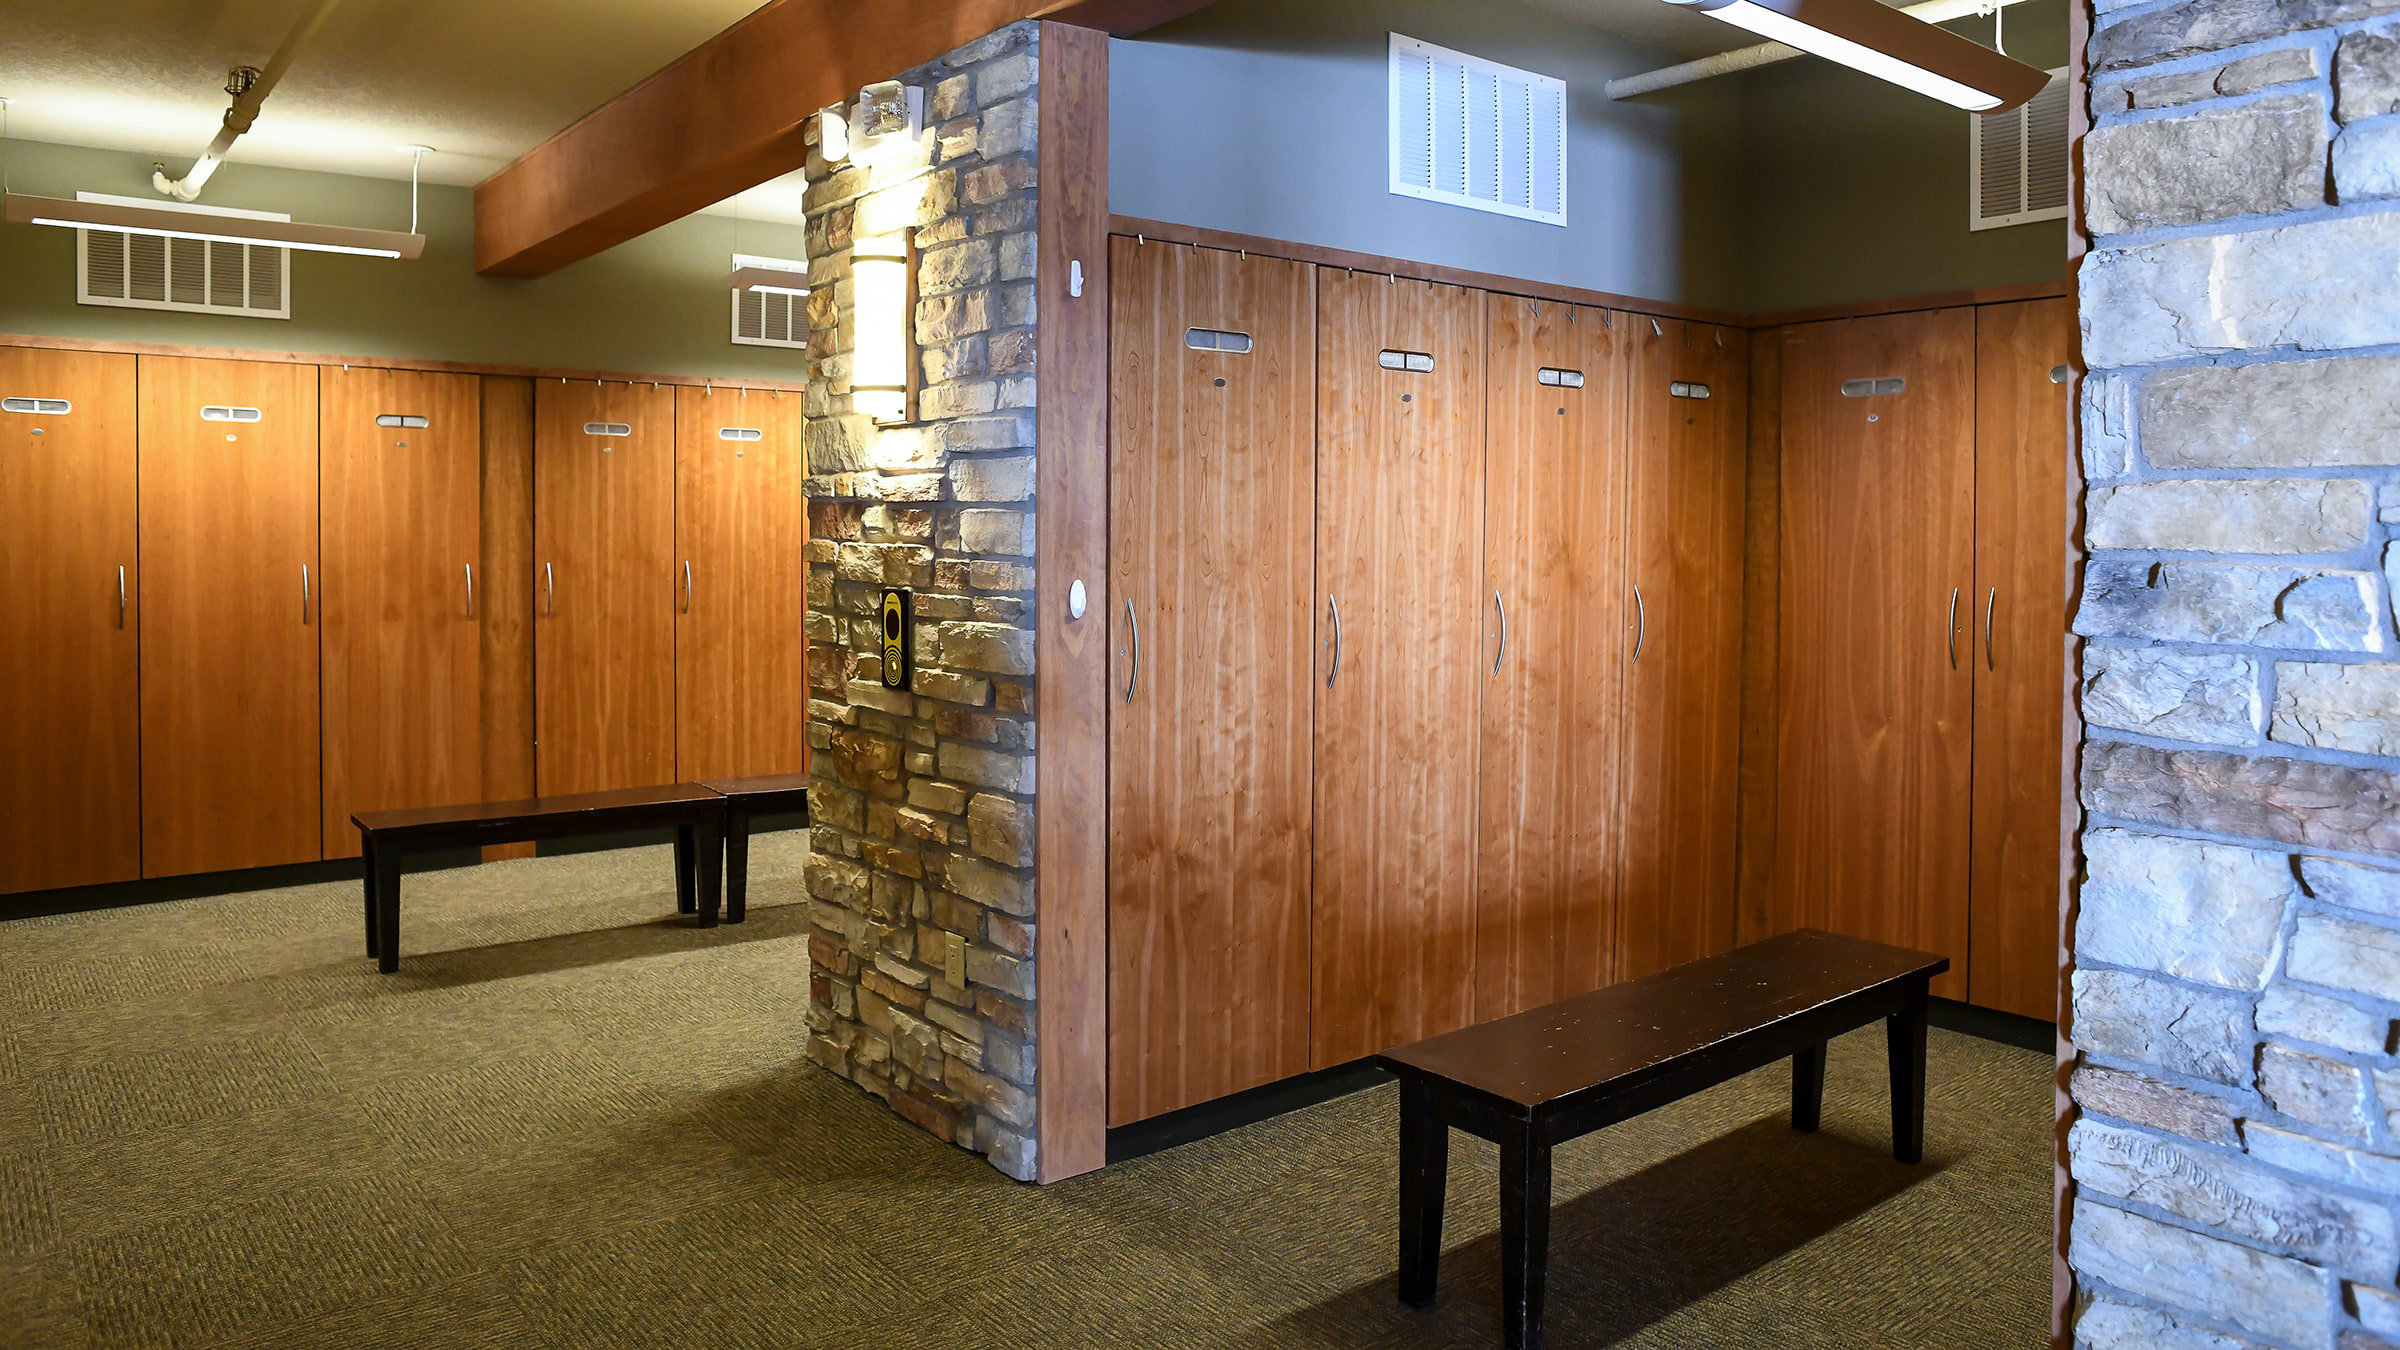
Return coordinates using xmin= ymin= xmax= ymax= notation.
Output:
xmin=479 ymin=377 xmax=538 ymax=860
xmin=674 ymin=385 xmax=809 ymax=781
xmin=1312 ymin=272 xmax=1486 ymax=1068
xmin=534 ymin=381 xmax=675 ymax=797
xmin=1617 ymin=321 xmax=1748 ymax=981
xmin=1774 ymin=311 xmax=1976 ymax=1000
xmin=319 ymin=367 xmax=483 ymax=858
xmin=0 ymin=348 xmax=140 ymax=893
xmin=1969 ymin=298 xmax=2072 ymax=1020
xmin=138 ymin=356 xmax=322 ymax=877
xmin=1106 ymin=240 xmax=1318 ymax=1123
xmin=1475 ymin=297 xmax=1631 ymax=1021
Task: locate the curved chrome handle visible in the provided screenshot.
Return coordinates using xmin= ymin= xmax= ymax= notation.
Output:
xmin=117 ymin=565 xmax=127 ymax=630
xmin=465 ymin=564 xmax=476 ymax=620
xmin=1491 ymin=590 xmax=1507 ymax=677
xmin=301 ymin=564 xmax=311 ymax=624
xmin=1326 ymin=594 xmax=1343 ymax=690
xmin=1633 ymin=585 xmax=1647 ymax=664
xmin=1947 ymin=587 xmax=1959 ymax=670
xmin=1984 ymin=588 xmax=1996 ymax=671
xmin=544 ymin=562 xmax=555 ymax=616
xmin=1122 ymin=598 xmax=1140 ymax=705
xmin=682 ymin=560 xmax=693 ymax=615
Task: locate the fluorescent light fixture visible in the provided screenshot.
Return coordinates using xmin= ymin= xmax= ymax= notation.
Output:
xmin=727 ymin=266 xmax=809 ymax=296
xmin=2 ymin=192 xmax=426 ymax=258
xmin=1663 ymin=0 xmax=2048 ymax=111
xmin=852 ymin=235 xmax=913 ymax=425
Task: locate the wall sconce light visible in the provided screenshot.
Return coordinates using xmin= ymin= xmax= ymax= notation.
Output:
xmin=853 ymin=232 xmax=916 ymax=425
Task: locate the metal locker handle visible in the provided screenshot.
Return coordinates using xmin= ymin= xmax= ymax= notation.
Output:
xmin=1122 ymin=598 xmax=1140 ymax=705
xmin=302 ymin=565 xmax=311 ymax=624
xmin=1632 ymin=586 xmax=1647 ymax=664
xmin=1984 ymin=589 xmax=1997 ymax=671
xmin=1326 ymin=594 xmax=1342 ymax=689
xmin=545 ymin=562 xmax=555 ymax=616
xmin=1491 ymin=590 xmax=1506 ymax=677
xmin=117 ymin=565 xmax=126 ymax=629
xmin=1946 ymin=588 xmax=1959 ymax=670
xmin=683 ymin=560 xmax=693 ymax=614
xmin=465 ymin=564 xmax=476 ymax=620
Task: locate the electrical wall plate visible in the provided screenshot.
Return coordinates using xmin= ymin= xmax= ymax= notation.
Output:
xmin=945 ymin=930 xmax=967 ymax=987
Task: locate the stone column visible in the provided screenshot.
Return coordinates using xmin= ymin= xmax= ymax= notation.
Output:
xmin=801 ymin=22 xmax=1044 ymax=1180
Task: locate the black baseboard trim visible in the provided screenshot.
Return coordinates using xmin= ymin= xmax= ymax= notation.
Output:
xmin=1107 ymin=1060 xmax=1393 ymax=1165
xmin=1929 ymin=997 xmax=2057 ymax=1053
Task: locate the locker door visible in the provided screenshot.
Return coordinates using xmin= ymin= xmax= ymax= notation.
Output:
xmin=675 ymin=385 xmax=808 ymax=782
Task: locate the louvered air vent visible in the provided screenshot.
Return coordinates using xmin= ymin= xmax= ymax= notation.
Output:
xmin=1971 ymin=68 xmax=2070 ymax=231
xmin=74 ymin=194 xmax=291 ymax=319
xmin=1389 ymin=34 xmax=1566 ymax=227
xmin=732 ymin=288 xmax=806 ymax=348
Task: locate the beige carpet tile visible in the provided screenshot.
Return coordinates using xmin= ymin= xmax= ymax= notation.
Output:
xmin=39 ymin=1096 xmax=387 ymax=1243
xmin=25 ymin=1028 xmax=334 ymax=1148
xmin=0 ymin=1149 xmax=60 ymax=1252
xmin=350 ymin=1046 xmax=689 ymax=1168
xmin=196 ymin=1269 xmax=537 ymax=1350
xmin=0 ymin=945 xmax=257 ymax=1018
xmin=0 ymin=1254 xmax=102 ymax=1350
xmin=294 ymin=984 xmax=604 ymax=1091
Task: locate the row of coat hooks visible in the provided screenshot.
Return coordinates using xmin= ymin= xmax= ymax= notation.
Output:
xmin=330 ymin=363 xmax=787 ymax=395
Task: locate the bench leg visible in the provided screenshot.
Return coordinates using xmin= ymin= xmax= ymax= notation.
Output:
xmin=361 ymin=837 xmax=380 ymax=960
xmin=1887 ymin=982 xmax=1930 ymax=1164
xmin=695 ymin=814 xmax=724 ymax=929
xmin=725 ymin=808 xmax=750 ymax=925
xmin=374 ymin=849 xmax=403 ymax=975
xmin=1396 ymin=1076 xmax=1448 ymax=1310
xmin=1498 ymin=1123 xmax=1552 ymax=1350
xmin=1792 ymin=1041 xmax=1827 ymax=1133
xmin=674 ymin=826 xmax=697 ymax=915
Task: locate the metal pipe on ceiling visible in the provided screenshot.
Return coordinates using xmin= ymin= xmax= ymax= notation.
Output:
xmin=151 ymin=0 xmax=349 ymax=201
xmin=1605 ymin=0 xmax=2037 ymax=99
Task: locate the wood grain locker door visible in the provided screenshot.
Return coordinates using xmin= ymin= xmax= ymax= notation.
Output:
xmin=535 ymin=381 xmax=676 ymax=796
xmin=319 ymin=367 xmax=483 ymax=858
xmin=1312 ymin=272 xmax=1486 ymax=1067
xmin=1106 ymin=239 xmax=1317 ymax=1124
xmin=1475 ymin=298 xmax=1630 ymax=1021
xmin=1969 ymin=298 xmax=2072 ymax=1019
xmin=138 ymin=356 xmax=322 ymax=876
xmin=0 ymin=348 xmax=140 ymax=893
xmin=1774 ymin=311 xmax=1975 ymax=999
xmin=675 ymin=386 xmax=809 ymax=781
xmin=1617 ymin=321 xmax=1748 ymax=981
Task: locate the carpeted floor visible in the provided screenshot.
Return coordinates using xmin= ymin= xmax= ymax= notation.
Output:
xmin=0 ymin=841 xmax=2052 ymax=1348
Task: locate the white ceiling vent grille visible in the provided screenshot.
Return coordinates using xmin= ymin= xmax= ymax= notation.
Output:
xmin=73 ymin=194 xmax=290 ymax=319
xmin=1971 ymin=67 xmax=2070 ymax=231
xmin=1389 ymin=33 xmax=1566 ymax=227
xmin=731 ymin=252 xmax=809 ymax=349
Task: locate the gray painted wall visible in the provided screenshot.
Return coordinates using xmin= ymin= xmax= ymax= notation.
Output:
xmin=0 ymin=140 xmax=811 ymax=380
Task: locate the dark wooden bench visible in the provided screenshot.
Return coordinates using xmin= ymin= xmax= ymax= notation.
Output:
xmin=698 ymin=772 xmax=811 ymax=924
xmin=1374 ymin=928 xmax=1949 ymax=1350
xmin=353 ymin=784 xmax=728 ymax=973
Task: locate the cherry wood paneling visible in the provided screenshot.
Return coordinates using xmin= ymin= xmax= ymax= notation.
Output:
xmin=1775 ymin=311 xmax=1976 ymax=1000
xmin=1618 ymin=320 xmax=1748 ymax=981
xmin=1106 ymin=238 xmax=1317 ymax=1125
xmin=1736 ymin=331 xmax=1786 ymax=947
xmin=1475 ymin=297 xmax=1629 ymax=1020
xmin=1311 ymin=271 xmax=1486 ymax=1068
xmin=675 ymin=386 xmax=809 ymax=781
xmin=137 ymin=356 xmax=322 ymax=877
xmin=1972 ymin=298 xmax=2073 ymax=1021
xmin=534 ymin=381 xmax=675 ymax=796
xmin=0 ymin=333 xmax=800 ymax=392
xmin=479 ymin=379 xmax=538 ymax=862
xmin=320 ymin=367 xmax=483 ymax=858
xmin=0 ymin=348 xmax=140 ymax=892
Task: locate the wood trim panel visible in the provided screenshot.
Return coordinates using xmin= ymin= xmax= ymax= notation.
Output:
xmin=0 ymin=349 xmax=141 ymax=894
xmin=1735 ymin=330 xmax=1786 ymax=946
xmin=0 ymin=334 xmax=804 ymax=393
xmin=1034 ymin=20 xmax=1113 ymax=1183
xmin=478 ymin=378 xmax=539 ymax=863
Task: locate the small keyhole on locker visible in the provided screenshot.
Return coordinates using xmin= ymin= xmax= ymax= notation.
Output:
xmin=396 ymin=440 xmax=408 ymax=448
xmin=1556 ymin=407 xmax=1565 ymax=416
xmin=1401 ymin=393 xmax=1413 ymax=402
xmin=1867 ymin=414 xmax=1880 ymax=423
xmin=1213 ymin=378 xmax=1226 ymax=388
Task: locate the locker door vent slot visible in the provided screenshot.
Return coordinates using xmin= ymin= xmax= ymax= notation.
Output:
xmin=719 ymin=427 xmax=764 ymax=441
xmin=583 ymin=422 xmax=633 ymax=437
xmin=1536 ymin=367 xmax=1585 ymax=388
xmin=2 ymin=397 xmax=71 ymax=415
xmin=375 ymin=414 xmax=431 ymax=429
xmin=1839 ymin=378 xmax=1906 ymax=398
xmin=1669 ymin=382 xmax=1712 ymax=399
xmin=1184 ymin=328 xmax=1254 ymax=353
xmin=1378 ymin=350 xmax=1436 ymax=372
xmin=200 ymin=405 xmax=264 ymax=422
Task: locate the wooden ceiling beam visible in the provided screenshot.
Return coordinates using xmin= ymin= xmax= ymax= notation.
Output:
xmin=472 ymin=0 xmax=1216 ymax=277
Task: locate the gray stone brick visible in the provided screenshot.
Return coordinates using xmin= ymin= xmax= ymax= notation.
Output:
xmin=2358 ymin=1281 xmax=2400 ymax=1339
xmin=2273 ymin=663 xmax=2400 ymax=757
xmin=2219 ymin=46 xmax=2327 ymax=95
xmin=2076 ymin=1291 xmax=2274 ymax=1349
xmin=2336 ymin=121 xmax=2400 ymax=201
xmin=2246 ymin=1121 xmax=2400 ymax=1192
xmin=2259 ymin=982 xmax=2394 ymax=1055
xmin=2085 ymin=96 xmax=2327 ymax=234
xmin=2260 ymin=1041 xmax=2373 ymax=1137
xmin=2070 ymin=1118 xmax=2399 ymax=1271
xmin=2339 ymin=29 xmax=2400 ymax=122
xmin=2082 ymin=212 xmax=2400 ymax=367
xmin=2094 ymin=0 xmax=2400 ymax=72
xmin=2074 ymin=966 xmax=2255 ymax=1083
xmin=2068 ymin=1198 xmax=2326 ymax=1345
xmin=2086 ymin=478 xmax=2372 ymax=554
xmin=2289 ymin=911 xmax=2400 ymax=1001
xmin=2142 ymin=355 xmax=2400 ymax=470
xmin=2076 ymin=560 xmax=2387 ymax=653
xmin=2082 ymin=370 xmax=2135 ymax=481
xmin=2082 ymin=741 xmax=2400 ymax=857
xmin=2303 ymin=857 xmax=2400 ymax=918
xmin=2073 ymin=1062 xmax=2244 ymax=1143
xmin=2079 ymin=829 xmax=2292 ymax=988
xmin=2081 ymin=645 xmax=2262 ymax=746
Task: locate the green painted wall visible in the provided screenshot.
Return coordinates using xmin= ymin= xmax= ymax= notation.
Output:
xmin=0 ymin=141 xmax=810 ymax=381
xmin=1736 ymin=2 xmax=2072 ymax=313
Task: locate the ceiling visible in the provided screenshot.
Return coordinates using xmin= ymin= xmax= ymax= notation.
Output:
xmin=1513 ymin=0 xmax=1769 ymax=59
xmin=0 ymin=0 xmax=812 ymax=220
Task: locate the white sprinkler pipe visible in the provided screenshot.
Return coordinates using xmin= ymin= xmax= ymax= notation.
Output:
xmin=1605 ymin=0 xmax=2036 ymax=99
xmin=152 ymin=0 xmax=348 ymax=201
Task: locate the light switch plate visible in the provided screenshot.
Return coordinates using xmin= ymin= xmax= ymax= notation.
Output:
xmin=945 ymin=931 xmax=967 ymax=987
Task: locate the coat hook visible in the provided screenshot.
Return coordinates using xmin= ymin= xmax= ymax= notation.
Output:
xmin=1136 ymin=233 xmax=1145 ymax=246
xmin=1651 ymin=317 xmax=1662 ymax=337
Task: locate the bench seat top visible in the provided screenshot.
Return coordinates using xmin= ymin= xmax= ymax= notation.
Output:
xmin=352 ymin=783 xmax=721 ymax=835
xmin=698 ymin=772 xmax=811 ymax=799
xmin=1376 ymin=929 xmax=1947 ymax=1110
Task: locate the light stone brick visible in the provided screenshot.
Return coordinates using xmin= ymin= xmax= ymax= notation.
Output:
xmin=947 ymin=857 xmax=1031 ymax=916
xmin=2077 ymin=560 xmax=2387 ymax=653
xmin=2082 ymin=741 xmax=2400 ymax=857
xmin=2073 ymin=1062 xmax=2243 ymax=1143
xmin=2358 ymin=1282 xmax=2400 ymax=1338
xmin=2074 ymin=967 xmax=2255 ymax=1083
xmin=2336 ymin=121 xmax=2400 ymax=201
xmin=944 ymin=414 xmax=1032 ymax=452
xmin=939 ymin=622 xmax=1035 ymax=675
xmin=976 ymin=51 xmax=1037 ymax=105
xmin=2076 ymin=1291 xmax=2274 ymax=1349
xmin=2142 ymin=355 xmax=2400 ymax=469
xmin=2219 ymin=46 xmax=2325 ymax=95
xmin=2081 ymin=645 xmax=2262 ymax=745
xmin=2070 ymin=1118 xmax=2400 ymax=1271
xmin=2117 ymin=67 xmax=2222 ymax=110
xmin=2079 ymin=829 xmax=2291 ymax=988
xmin=967 ymin=793 xmax=1033 ymax=867
xmin=2261 ymin=1041 xmax=2372 ymax=1136
xmin=2303 ymin=857 xmax=2400 ymax=918
xmin=938 ymin=741 xmax=1033 ymax=794
xmin=2290 ymin=912 xmax=2400 ymax=1001
xmin=2082 ymin=370 xmax=2135 ymax=481
xmin=2081 ymin=212 xmax=2400 ymax=367
xmin=2247 ymin=1121 xmax=2400 ymax=1192
xmin=950 ymin=455 xmax=1034 ymax=502
xmin=2093 ymin=0 xmax=2400 ymax=72
xmin=2087 ymin=478 xmax=2373 ymax=554
xmin=2085 ymin=96 xmax=2328 ymax=235
xmin=2068 ymin=1198 xmax=2326 ymax=1345
xmin=2339 ymin=29 xmax=2400 ymax=122
xmin=2259 ymin=983 xmax=2394 ymax=1055
xmin=2274 ymin=663 xmax=2400 ymax=757
xmin=959 ymin=508 xmax=1032 ymax=556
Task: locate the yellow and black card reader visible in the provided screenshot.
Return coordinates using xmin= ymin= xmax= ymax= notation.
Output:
xmin=880 ymin=588 xmax=910 ymax=690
